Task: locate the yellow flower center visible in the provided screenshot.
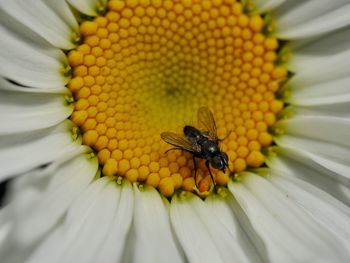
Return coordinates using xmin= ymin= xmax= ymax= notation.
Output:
xmin=67 ymin=0 xmax=286 ymax=197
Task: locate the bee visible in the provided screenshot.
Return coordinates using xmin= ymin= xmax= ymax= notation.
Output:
xmin=161 ymin=107 xmax=229 ymax=191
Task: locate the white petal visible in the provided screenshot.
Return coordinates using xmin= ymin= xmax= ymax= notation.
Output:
xmin=287 ymin=76 xmax=350 ymax=106
xmin=60 ymin=177 xmax=112 ymax=233
xmin=8 ymin=145 xmax=88 ymax=195
xmin=170 ymin=193 xmax=223 ymax=263
xmin=0 ymin=0 xmax=78 ymax=49
xmin=67 ymin=0 xmax=107 ymax=17
xmin=0 ymin=77 xmax=67 ymax=94
xmin=288 ymin=26 xmax=350 ymax=71
xmin=268 ymin=172 xmax=350 ymax=249
xmin=274 ymin=0 xmax=350 ymax=39
xmin=26 ymin=177 xmax=115 ymax=263
xmin=275 ymin=135 xmax=350 ymax=186
xmin=286 ymin=49 xmax=350 ymax=87
xmin=0 ymin=6 xmax=53 ymax=51
xmin=278 ymin=115 xmax=350 ymax=147
xmin=7 ymin=146 xmax=91 ymax=229
xmin=1 ymin=168 xmax=52 ymax=212
xmin=0 ymin=120 xmax=80 ymax=182
xmin=228 ymin=173 xmax=349 ymax=262
xmin=0 ymin=24 xmax=68 ymax=89
xmin=0 ymin=89 xmax=73 ymax=135
xmin=5 ymin=145 xmax=90 ymax=207
xmin=266 ymin=153 xmax=350 ymax=205
xmin=270 ymin=35 xmax=350 ymax=106
xmin=289 ymin=104 xmax=350 ymax=119
xmin=130 ymin=185 xmax=183 ymax=263
xmin=223 ymin=192 xmax=270 ymax=262
xmin=253 ymin=0 xmax=286 ymax=13
xmin=8 ymin=153 xmax=98 ymax=246
xmin=0 ymin=218 xmax=11 ymax=248
xmin=0 ymin=147 xmax=90 ymax=257
xmin=205 ymin=194 xmax=262 ymax=263
xmin=59 ymin=182 xmax=121 ymax=263
xmin=91 ymin=181 xmax=134 ymax=263
xmin=45 ymin=0 xmax=79 ymax=33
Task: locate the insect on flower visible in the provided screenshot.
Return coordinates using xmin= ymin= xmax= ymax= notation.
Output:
xmin=161 ymin=107 xmax=230 ymax=192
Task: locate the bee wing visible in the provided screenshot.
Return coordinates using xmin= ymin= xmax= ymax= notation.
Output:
xmin=160 ymin=132 xmax=200 ymax=153
xmin=197 ymin=107 xmax=218 ymax=141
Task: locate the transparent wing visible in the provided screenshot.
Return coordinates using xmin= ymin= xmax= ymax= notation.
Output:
xmin=160 ymin=132 xmax=200 ymax=153
xmin=197 ymin=107 xmax=218 ymax=141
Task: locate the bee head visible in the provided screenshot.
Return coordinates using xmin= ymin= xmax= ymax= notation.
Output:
xmin=211 ymin=152 xmax=229 ymax=172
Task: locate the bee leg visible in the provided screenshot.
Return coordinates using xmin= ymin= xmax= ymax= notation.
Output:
xmin=218 ymin=130 xmax=233 ymax=142
xmin=165 ymin=147 xmax=182 ymax=154
xmin=192 ymin=155 xmax=198 ymax=186
xmin=205 ymin=160 xmax=217 ymax=193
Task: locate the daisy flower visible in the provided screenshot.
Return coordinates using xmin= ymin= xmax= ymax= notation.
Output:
xmin=0 ymin=0 xmax=350 ymax=262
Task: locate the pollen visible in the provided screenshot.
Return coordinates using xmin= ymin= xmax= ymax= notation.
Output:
xmin=67 ymin=0 xmax=286 ymax=197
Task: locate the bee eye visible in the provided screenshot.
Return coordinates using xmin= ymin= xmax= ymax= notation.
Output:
xmin=211 ymin=156 xmax=223 ymax=169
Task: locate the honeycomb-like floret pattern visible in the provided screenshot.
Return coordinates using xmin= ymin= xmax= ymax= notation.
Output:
xmin=67 ymin=0 xmax=286 ymax=197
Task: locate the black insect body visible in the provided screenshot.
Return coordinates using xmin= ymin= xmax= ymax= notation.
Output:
xmin=161 ymin=107 xmax=229 ymax=191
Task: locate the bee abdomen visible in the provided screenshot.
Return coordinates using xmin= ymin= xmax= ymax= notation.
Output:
xmin=184 ymin=125 xmax=202 ymax=144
